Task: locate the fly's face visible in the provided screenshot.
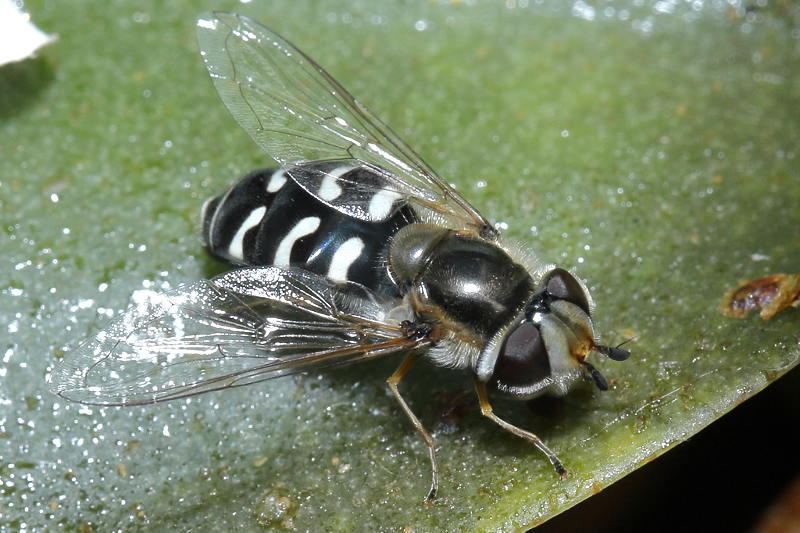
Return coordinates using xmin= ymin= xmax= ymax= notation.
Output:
xmin=479 ymin=268 xmax=630 ymax=400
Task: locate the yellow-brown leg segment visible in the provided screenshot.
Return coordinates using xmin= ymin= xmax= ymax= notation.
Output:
xmin=387 ymin=352 xmax=439 ymax=502
xmin=474 ymin=379 xmax=567 ymax=479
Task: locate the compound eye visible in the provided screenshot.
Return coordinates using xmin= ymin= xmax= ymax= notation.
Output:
xmin=544 ymin=268 xmax=591 ymax=316
xmin=492 ymin=322 xmax=550 ymax=388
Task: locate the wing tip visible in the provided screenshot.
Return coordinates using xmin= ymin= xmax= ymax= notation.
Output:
xmin=196 ymin=11 xmax=245 ymax=30
xmin=47 ymin=363 xmax=128 ymax=406
xmin=196 ymin=14 xmax=217 ymax=31
xmin=51 ymin=386 xmax=152 ymax=407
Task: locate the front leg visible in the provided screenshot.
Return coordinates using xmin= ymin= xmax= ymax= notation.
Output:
xmin=474 ymin=379 xmax=567 ymax=479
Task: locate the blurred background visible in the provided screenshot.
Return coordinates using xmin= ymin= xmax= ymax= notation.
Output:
xmin=2 ymin=1 xmax=798 ymax=531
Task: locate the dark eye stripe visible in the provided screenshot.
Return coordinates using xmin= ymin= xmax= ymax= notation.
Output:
xmin=545 ymin=268 xmax=591 ymax=316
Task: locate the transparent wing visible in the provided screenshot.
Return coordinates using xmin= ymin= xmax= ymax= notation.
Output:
xmin=196 ymin=12 xmax=492 ymax=231
xmin=49 ymin=267 xmax=424 ymax=406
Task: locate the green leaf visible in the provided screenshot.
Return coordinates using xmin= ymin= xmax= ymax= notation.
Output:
xmin=1 ymin=1 xmax=797 ymax=531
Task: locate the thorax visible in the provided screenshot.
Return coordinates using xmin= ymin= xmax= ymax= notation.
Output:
xmin=388 ymin=225 xmax=535 ymax=346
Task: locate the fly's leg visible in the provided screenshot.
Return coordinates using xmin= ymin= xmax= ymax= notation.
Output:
xmin=474 ymin=378 xmax=567 ymax=479
xmin=387 ymin=351 xmax=439 ymax=502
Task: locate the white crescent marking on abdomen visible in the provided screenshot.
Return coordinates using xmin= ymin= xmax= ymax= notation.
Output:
xmin=266 ymin=169 xmax=287 ymax=193
xmin=228 ymin=206 xmax=267 ymax=261
xmin=368 ymin=188 xmax=403 ymax=220
xmin=274 ymin=216 xmax=321 ymax=265
xmin=317 ymin=165 xmax=353 ymax=201
xmin=326 ymin=237 xmax=365 ymax=282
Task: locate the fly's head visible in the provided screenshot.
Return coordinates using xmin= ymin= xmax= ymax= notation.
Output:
xmin=476 ymin=268 xmax=630 ymax=400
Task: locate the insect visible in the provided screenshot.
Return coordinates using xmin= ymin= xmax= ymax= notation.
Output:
xmin=49 ymin=12 xmax=630 ymax=501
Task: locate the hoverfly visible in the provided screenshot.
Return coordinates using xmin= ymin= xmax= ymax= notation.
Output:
xmin=49 ymin=12 xmax=630 ymax=501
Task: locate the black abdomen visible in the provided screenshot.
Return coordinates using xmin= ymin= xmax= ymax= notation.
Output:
xmin=202 ymin=164 xmax=417 ymax=298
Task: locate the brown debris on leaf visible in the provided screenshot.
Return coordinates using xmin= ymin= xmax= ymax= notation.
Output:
xmin=721 ymin=273 xmax=800 ymax=320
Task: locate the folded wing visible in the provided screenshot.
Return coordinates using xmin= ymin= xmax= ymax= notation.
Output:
xmin=49 ymin=267 xmax=419 ymax=406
